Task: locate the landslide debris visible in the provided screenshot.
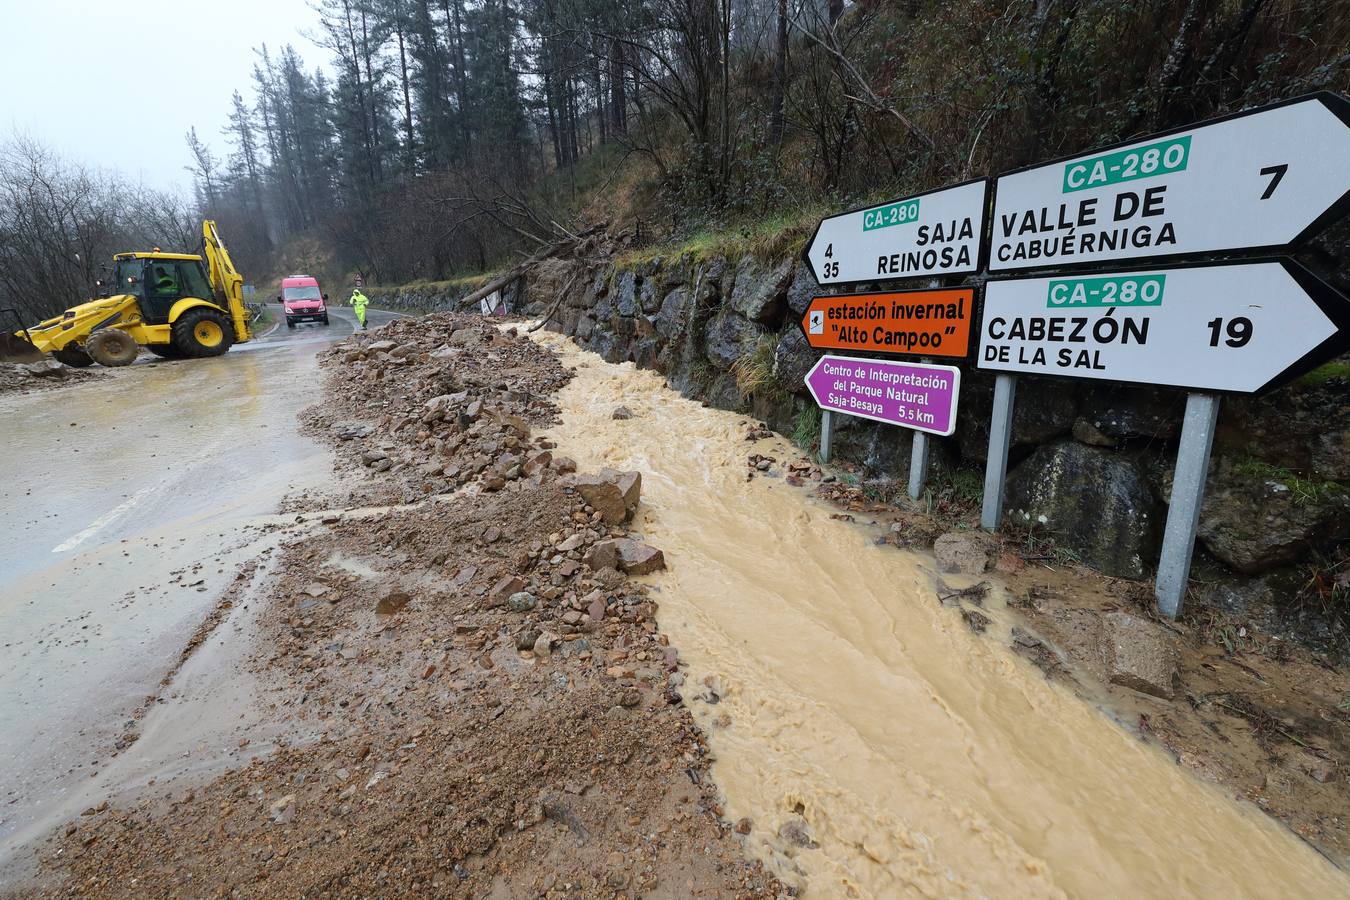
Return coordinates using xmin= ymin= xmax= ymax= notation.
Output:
xmin=39 ymin=314 xmax=783 ymax=898
xmin=0 ymin=359 xmax=104 ymax=396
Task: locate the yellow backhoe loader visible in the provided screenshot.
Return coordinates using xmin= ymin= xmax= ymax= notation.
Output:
xmin=0 ymin=220 xmax=251 ymax=368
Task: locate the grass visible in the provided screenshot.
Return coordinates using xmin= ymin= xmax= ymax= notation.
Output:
xmin=1297 ymin=549 xmax=1350 ymax=651
xmin=1233 ymin=459 xmax=1347 ymax=507
xmin=730 ymin=337 xmax=781 ymax=401
xmin=612 ymin=204 xmax=832 ymax=272
xmin=1297 ymin=361 xmax=1350 ymax=388
xmin=373 ymin=272 xmax=495 ymax=293
xmin=791 ymin=405 xmax=821 ymax=452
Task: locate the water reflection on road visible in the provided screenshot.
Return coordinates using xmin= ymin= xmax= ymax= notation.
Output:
xmin=0 ymin=307 xmax=395 ymax=874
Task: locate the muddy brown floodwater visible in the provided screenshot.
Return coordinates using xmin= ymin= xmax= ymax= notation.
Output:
xmin=532 ymin=330 xmax=1350 ymax=899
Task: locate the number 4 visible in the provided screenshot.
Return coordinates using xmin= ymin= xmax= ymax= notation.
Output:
xmin=1259 ymin=164 xmax=1287 ymax=200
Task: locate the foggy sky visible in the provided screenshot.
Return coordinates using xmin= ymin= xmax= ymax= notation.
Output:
xmin=2 ymin=0 xmax=328 ymax=194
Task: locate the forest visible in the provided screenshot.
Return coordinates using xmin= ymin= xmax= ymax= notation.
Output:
xmin=3 ymin=0 xmax=1348 ymax=319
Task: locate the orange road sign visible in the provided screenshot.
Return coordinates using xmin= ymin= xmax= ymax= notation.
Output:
xmin=800 ymin=287 xmax=976 ymax=359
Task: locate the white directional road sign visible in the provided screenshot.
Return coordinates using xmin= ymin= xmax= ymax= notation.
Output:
xmin=977 ymin=260 xmax=1350 ymax=394
xmin=990 ymin=92 xmax=1350 ymax=272
xmin=804 ymin=179 xmax=987 ymax=285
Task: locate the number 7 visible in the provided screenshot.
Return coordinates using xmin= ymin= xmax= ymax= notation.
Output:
xmin=1259 ymin=164 xmax=1287 ymax=200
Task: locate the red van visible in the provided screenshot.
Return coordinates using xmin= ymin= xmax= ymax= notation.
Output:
xmin=279 ymin=275 xmax=330 ymax=328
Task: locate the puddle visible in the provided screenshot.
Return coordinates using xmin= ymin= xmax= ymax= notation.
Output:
xmin=532 ymin=330 xmax=1350 ymax=898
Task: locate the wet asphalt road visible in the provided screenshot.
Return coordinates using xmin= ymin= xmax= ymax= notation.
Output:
xmin=0 ymin=305 xmax=403 ymax=873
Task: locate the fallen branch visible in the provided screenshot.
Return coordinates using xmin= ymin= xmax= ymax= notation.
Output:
xmin=456 ymin=223 xmax=605 ymax=310
xmin=527 ymin=269 xmax=582 ymax=333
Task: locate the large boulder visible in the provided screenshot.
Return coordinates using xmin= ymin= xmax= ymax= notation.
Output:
xmin=1005 ymin=441 xmax=1163 ymax=578
xmin=639 ymin=277 xmax=663 ymax=314
xmin=704 ymin=309 xmax=765 ymax=370
xmin=934 ymin=532 xmax=992 ymax=575
xmin=654 ymin=287 xmax=691 ymax=341
xmin=727 ymin=255 xmax=792 ymax=323
xmin=785 ymin=262 xmax=819 ymax=316
xmin=613 ymin=270 xmax=639 ymax=317
xmin=1216 ymin=370 xmax=1350 ymax=481
xmin=772 ymin=327 xmax=816 ymax=394
xmin=1197 ymin=461 xmax=1350 ymax=574
xmin=573 ymin=468 xmax=642 ymax=525
xmin=957 ymin=374 xmax=1078 ymax=462
xmin=1079 ymin=385 xmax=1184 ymax=442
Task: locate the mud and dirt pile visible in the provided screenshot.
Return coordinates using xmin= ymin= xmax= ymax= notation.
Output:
xmin=39 ymin=314 xmax=783 ymax=898
xmin=0 ymin=359 xmax=103 ymax=396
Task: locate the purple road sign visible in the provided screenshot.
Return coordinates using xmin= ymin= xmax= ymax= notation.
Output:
xmin=804 ymin=355 xmax=961 ymax=436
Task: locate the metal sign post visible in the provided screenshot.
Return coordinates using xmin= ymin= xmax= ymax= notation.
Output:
xmin=907 ymin=357 xmax=935 ymax=501
xmin=803 ymin=181 xmax=988 ymax=286
xmin=980 ymin=374 xmax=1017 ymax=531
xmin=819 ymin=409 xmax=836 ymax=464
xmin=977 ymin=258 xmax=1350 ymax=615
xmin=1155 ymin=393 xmax=1221 ymax=617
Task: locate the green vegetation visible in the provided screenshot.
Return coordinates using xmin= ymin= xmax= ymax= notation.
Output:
xmin=730 ymin=337 xmax=782 ymax=402
xmin=1297 ymin=549 xmax=1350 ymax=651
xmin=614 ymin=205 xmax=830 ymax=271
xmin=791 ymin=405 xmax=821 ymax=453
xmin=1233 ymin=459 xmax=1347 ymax=507
xmin=1297 ymin=362 xmax=1350 ymax=388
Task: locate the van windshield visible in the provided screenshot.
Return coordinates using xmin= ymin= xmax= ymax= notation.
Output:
xmin=284 ymin=286 xmax=322 ymax=301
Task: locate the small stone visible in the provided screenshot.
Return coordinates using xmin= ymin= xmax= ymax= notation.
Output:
xmin=488 ymin=575 xmax=527 ymax=605
xmin=1100 ymin=612 xmax=1177 ymax=699
xmin=603 ymin=538 xmax=666 ymax=575
xmin=612 ymin=406 xmax=633 ymax=420
xmin=533 ymin=633 xmax=556 ymax=658
xmin=375 ymin=590 xmax=411 ymax=615
xmin=778 ymin=817 xmax=817 ymax=848
xmin=517 ymin=630 xmax=541 ymax=651
xmin=268 ymin=794 xmax=296 ymax=824
xmin=586 ymin=593 xmax=607 ymax=623
xmin=507 ymin=591 xmax=538 ymax=612
xmin=734 ymin=817 xmax=752 ymax=834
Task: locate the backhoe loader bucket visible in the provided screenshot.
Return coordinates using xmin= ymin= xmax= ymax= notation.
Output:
xmin=0 ymin=309 xmax=44 ymax=365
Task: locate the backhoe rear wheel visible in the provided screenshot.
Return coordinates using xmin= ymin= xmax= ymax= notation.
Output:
xmin=172 ymin=309 xmax=234 ymax=358
xmin=53 ymin=346 xmax=95 ymax=368
xmin=86 ymin=330 xmax=139 ymax=367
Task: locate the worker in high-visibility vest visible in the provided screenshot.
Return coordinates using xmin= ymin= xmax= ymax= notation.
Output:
xmin=350 ymin=289 xmax=369 ymax=329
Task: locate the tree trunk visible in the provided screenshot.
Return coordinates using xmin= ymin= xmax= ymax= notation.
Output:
xmin=768 ymin=0 xmax=787 ymax=150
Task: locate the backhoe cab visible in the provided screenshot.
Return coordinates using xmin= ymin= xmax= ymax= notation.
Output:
xmin=0 ymin=220 xmax=251 ymax=368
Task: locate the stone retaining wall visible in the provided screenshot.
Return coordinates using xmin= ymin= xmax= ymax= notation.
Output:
xmin=374 ymin=243 xmax=1350 ymax=612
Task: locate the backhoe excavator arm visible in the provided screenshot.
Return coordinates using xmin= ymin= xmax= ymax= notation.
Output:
xmin=201 ymin=220 xmax=251 ymax=343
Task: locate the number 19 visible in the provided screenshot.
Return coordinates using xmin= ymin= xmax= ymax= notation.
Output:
xmin=1207 ymin=316 xmax=1252 ymax=348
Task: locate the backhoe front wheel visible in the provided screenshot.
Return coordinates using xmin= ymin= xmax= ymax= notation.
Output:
xmin=53 ymin=346 xmax=95 ymax=368
xmin=86 ymin=330 xmax=139 ymax=367
xmin=173 ymin=309 xmax=235 ymax=358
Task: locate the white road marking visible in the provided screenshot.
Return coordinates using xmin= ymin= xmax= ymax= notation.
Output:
xmin=51 ymin=486 xmax=155 ymax=553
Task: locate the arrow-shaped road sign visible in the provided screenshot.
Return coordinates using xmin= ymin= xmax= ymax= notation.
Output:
xmin=977 ymin=259 xmax=1350 ymax=394
xmin=803 ymin=180 xmax=987 ymax=286
xmin=799 ymin=287 xmax=976 ymax=358
xmin=990 ymin=92 xmax=1350 ymax=272
xmin=805 ymin=355 xmax=961 ymax=436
